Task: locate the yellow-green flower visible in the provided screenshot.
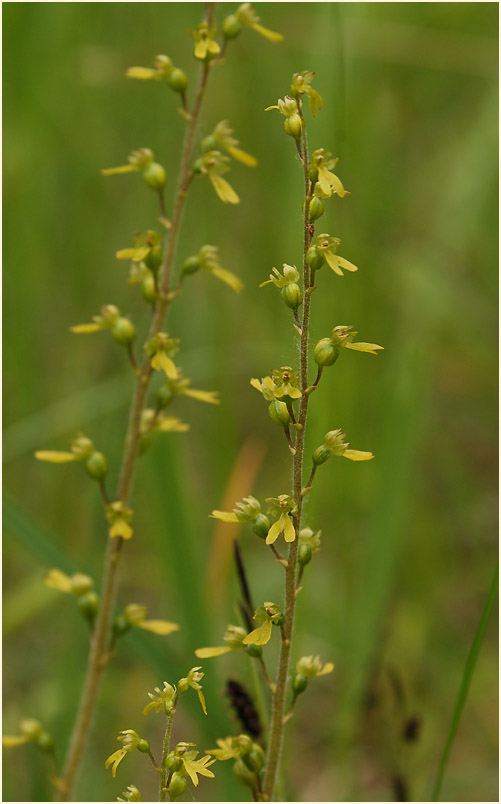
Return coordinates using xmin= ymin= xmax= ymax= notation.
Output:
xmin=178 ymin=667 xmax=207 ymax=715
xmin=182 ymin=245 xmax=243 ymax=293
xmin=250 ymin=367 xmax=301 ymax=401
xmin=105 ymin=731 xmax=150 ymax=778
xmin=260 ymin=262 xmax=299 ymax=289
xmin=207 ymin=736 xmax=241 ymax=760
xmin=122 ymin=603 xmax=179 ymax=636
xmin=290 ymin=70 xmax=323 ymax=117
xmin=116 ymin=230 xmax=162 ymax=272
xmin=2 ymin=719 xmax=49 ymax=749
xmin=69 ymin=304 xmax=135 ymax=346
xmin=157 ymin=374 xmax=220 ymax=408
xmin=168 ymin=743 xmax=216 ymax=787
xmin=101 ymin=148 xmax=166 ymax=192
xmin=140 ymin=409 xmax=190 ymax=436
xmin=106 ymin=501 xmax=134 ymax=540
xmin=242 ymin=603 xmax=283 ymax=646
xmin=306 ymin=234 xmax=357 ymax=277
xmin=126 ymin=53 xmax=175 ymax=82
xmin=296 ymin=655 xmax=334 ymax=678
xmin=298 ymin=527 xmax=321 ymax=554
xmin=193 ymin=151 xmax=239 ymax=204
xmin=43 ymin=569 xmax=93 ymax=596
xmin=235 ymin=3 xmax=283 ymax=42
xmin=203 ymin=121 xmax=257 ymax=167
xmin=118 ymin=784 xmax=142 ymax=802
xmin=313 ymin=429 xmax=374 ymax=465
xmin=211 ymin=495 xmax=261 ymax=524
xmin=143 ymin=681 xmax=176 ymax=715
xmin=192 ymin=22 xmax=220 ymax=61
xmin=35 ymin=433 xmax=95 ymax=465
xmin=309 ymin=149 xmax=347 ymax=198
xmin=265 ymin=494 xmax=298 ymax=545
xmin=146 ymin=333 xmax=180 ymax=379
xmin=195 ymin=624 xmax=247 ymax=659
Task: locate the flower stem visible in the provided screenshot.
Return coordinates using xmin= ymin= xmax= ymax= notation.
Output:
xmin=56 ymin=9 xmax=216 ymax=800
xmin=263 ymin=105 xmax=314 ymax=801
xmin=160 ymin=695 xmax=179 ymax=802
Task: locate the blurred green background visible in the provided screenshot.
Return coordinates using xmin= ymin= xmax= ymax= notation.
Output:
xmin=3 ymin=3 xmax=498 ymax=801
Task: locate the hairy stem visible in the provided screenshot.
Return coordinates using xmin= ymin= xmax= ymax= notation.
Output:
xmin=263 ymin=112 xmax=314 ymax=801
xmin=160 ymin=694 xmax=179 ymax=802
xmin=57 ymin=9 xmax=216 ymax=799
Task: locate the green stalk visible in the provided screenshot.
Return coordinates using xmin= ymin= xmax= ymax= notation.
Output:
xmin=263 ymin=108 xmax=314 ymax=802
xmin=430 ymin=563 xmax=498 ymax=801
xmin=57 ymin=8 xmax=216 ymax=800
xmin=160 ymin=693 xmax=179 ymax=802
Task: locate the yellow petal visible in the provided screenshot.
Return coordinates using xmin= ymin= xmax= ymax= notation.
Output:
xmin=184 ymin=389 xmax=220 ymax=405
xmin=343 ymin=449 xmax=374 ymax=461
xmin=345 ymin=342 xmax=383 ymax=355
xmin=194 ymin=40 xmax=208 ymax=60
xmin=69 ymin=323 xmax=101 ymax=333
xmin=307 ymin=87 xmax=323 ymax=117
xmin=250 ymin=378 xmax=262 ymax=392
xmin=209 ymin=172 xmax=240 ymax=204
xmin=317 ymin=662 xmax=335 ymax=676
xmin=210 ymin=510 xmax=239 ymax=523
xmin=34 ymin=450 xmax=77 ymax=463
xmin=264 ymin=105 xmax=280 ymax=111
xmin=209 ymin=265 xmax=244 ymax=293
xmin=183 ymin=757 xmax=214 ymax=786
xmin=227 ymin=145 xmax=258 ymax=167
xmin=43 ymin=568 xmax=73 ymax=594
xmin=265 ymin=518 xmax=282 ymax=545
xmin=195 ymin=646 xmax=233 ymax=658
xmin=317 ymin=165 xmax=334 ymax=197
xmin=207 ymin=40 xmax=221 ymax=56
xmin=139 ymin=620 xmax=180 ymax=635
xmin=251 ymin=23 xmax=284 ymax=42
xmin=101 ymin=165 xmax=136 ymax=176
xmin=197 ymin=689 xmax=208 ymax=715
xmin=109 ymin=518 xmax=133 ymax=539
xmin=283 ymin=513 xmax=296 ymax=543
xmin=2 ymin=735 xmax=28 ymax=747
xmin=105 ymin=749 xmax=127 ymax=778
xmin=151 ymin=351 xmax=178 ymax=379
xmin=115 ymin=247 xmax=150 ymax=262
xmin=242 ymin=619 xmax=273 ymax=646
xmin=126 ymin=66 xmax=157 ymax=80
xmin=334 ymin=255 xmax=358 ymax=273
xmin=323 ymin=251 xmax=345 ymax=276
xmin=286 ymin=386 xmax=302 ymax=400
xmin=156 ymin=417 xmax=190 ymax=432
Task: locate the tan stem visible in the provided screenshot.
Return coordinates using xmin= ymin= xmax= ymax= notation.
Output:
xmin=57 ymin=9 xmax=215 ymax=799
xmin=263 ymin=105 xmax=314 ymax=802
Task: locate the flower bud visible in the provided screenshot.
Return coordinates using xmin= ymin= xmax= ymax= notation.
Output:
xmin=281 ymin=283 xmax=302 ymax=311
xmin=309 ymin=195 xmax=325 ymax=221
xmin=244 ymin=643 xmax=262 ymax=658
xmin=36 ymin=732 xmax=54 ymax=753
xmin=252 ymin=513 xmax=270 ymax=540
xmin=313 ymin=338 xmax=338 ymax=367
xmin=293 ymin=672 xmax=308 ymax=695
xmin=201 ymin=134 xmax=217 ymax=153
xmin=112 ymin=614 xmax=130 ymax=637
xmin=141 ymin=274 xmax=157 ymax=303
xmin=70 ymin=573 xmax=94 ymax=596
xmin=306 ymin=245 xmax=325 ymax=272
xmin=245 ymin=744 xmax=264 ymax=773
xmin=183 ymin=255 xmax=201 ymax=274
xmin=142 ymin=162 xmax=166 ymax=191
xmin=268 ymin=399 xmax=291 ymax=428
xmin=284 ymin=113 xmax=302 ymax=139
xmin=167 ymin=68 xmax=188 ymax=94
xmin=168 ymin=773 xmax=187 ymax=800
xmin=77 ymin=591 xmax=99 ymax=622
xmin=112 ymin=318 xmax=136 ymax=346
xmin=312 ymin=445 xmax=330 ymax=466
xmin=233 ymin=758 xmax=258 ymax=790
xmin=298 ymin=544 xmax=312 ymax=566
xmin=20 ymin=719 xmax=44 ymax=741
xmin=165 ymin=752 xmax=183 ymax=772
xmin=85 ymin=451 xmax=108 ymax=480
xmin=222 ymin=14 xmax=242 ymax=38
